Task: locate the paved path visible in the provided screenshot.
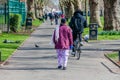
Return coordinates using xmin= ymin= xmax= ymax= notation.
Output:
xmin=0 ymin=21 xmax=120 ymax=80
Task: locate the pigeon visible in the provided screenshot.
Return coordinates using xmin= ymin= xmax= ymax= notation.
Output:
xmin=35 ymin=44 xmax=39 ymax=47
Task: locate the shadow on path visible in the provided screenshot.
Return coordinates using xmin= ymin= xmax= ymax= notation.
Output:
xmin=18 ymin=47 xmax=54 ymax=50
xmin=0 ymin=67 xmax=57 ymax=71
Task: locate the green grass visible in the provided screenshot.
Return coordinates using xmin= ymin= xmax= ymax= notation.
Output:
xmin=32 ymin=19 xmax=42 ymax=27
xmin=0 ymin=19 xmax=43 ymax=61
xmin=98 ymin=35 xmax=120 ymax=40
xmin=83 ymin=27 xmax=120 ymax=40
xmin=0 ymin=15 xmax=5 ymax=24
xmin=0 ymin=33 xmax=29 ymax=61
xmin=106 ymin=52 xmax=119 ymax=61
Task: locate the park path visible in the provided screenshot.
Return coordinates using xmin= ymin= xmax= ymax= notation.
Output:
xmin=0 ymin=20 xmax=120 ymax=80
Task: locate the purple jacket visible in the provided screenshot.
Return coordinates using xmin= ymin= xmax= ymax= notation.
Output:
xmin=53 ymin=24 xmax=73 ymax=49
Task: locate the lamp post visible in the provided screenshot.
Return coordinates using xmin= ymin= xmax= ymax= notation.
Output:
xmin=7 ymin=0 xmax=10 ymax=33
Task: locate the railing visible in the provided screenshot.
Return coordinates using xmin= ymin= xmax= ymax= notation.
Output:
xmin=0 ymin=0 xmax=27 ymax=32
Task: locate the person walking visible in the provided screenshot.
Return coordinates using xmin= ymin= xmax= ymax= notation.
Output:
xmin=69 ymin=10 xmax=87 ymax=54
xmin=49 ymin=12 xmax=54 ymax=25
xmin=52 ymin=18 xmax=73 ymax=70
xmin=61 ymin=13 xmax=65 ymax=19
xmin=54 ymin=13 xmax=59 ymax=25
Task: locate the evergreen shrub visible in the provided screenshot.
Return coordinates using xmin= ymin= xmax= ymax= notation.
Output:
xmin=10 ymin=14 xmax=22 ymax=32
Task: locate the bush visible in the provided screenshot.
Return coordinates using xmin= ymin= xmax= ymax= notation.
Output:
xmin=10 ymin=14 xmax=22 ymax=32
xmin=98 ymin=30 xmax=120 ymax=35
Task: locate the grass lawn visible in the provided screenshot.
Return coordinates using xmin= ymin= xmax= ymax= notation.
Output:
xmin=32 ymin=19 xmax=42 ymax=27
xmin=0 ymin=15 xmax=5 ymax=24
xmin=0 ymin=19 xmax=42 ymax=61
xmin=83 ymin=27 xmax=120 ymax=40
xmin=106 ymin=52 xmax=119 ymax=61
xmin=0 ymin=33 xmax=29 ymax=61
xmin=106 ymin=52 xmax=120 ymax=65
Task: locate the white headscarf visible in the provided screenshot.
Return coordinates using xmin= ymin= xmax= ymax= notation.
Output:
xmin=49 ymin=25 xmax=59 ymax=46
xmin=55 ymin=25 xmax=59 ymax=42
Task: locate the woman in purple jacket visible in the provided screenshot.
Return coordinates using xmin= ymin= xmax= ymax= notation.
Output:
xmin=53 ymin=18 xmax=73 ymax=70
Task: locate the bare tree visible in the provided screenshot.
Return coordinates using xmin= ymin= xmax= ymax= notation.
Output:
xmin=103 ymin=0 xmax=120 ymax=31
xmin=71 ymin=0 xmax=83 ymax=11
xmin=59 ymin=1 xmax=64 ymax=12
xmin=60 ymin=0 xmax=74 ymax=18
xmin=27 ymin=0 xmax=36 ymax=19
xmin=35 ymin=0 xmax=44 ymax=17
xmin=89 ymin=0 xmax=102 ymax=27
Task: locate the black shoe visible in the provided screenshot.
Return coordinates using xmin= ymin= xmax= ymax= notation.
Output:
xmin=58 ymin=66 xmax=62 ymax=69
xmin=84 ymin=39 xmax=88 ymax=42
xmin=63 ymin=67 xmax=66 ymax=70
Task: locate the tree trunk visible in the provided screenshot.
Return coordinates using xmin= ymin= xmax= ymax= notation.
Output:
xmin=34 ymin=2 xmax=38 ymax=18
xmin=103 ymin=0 xmax=120 ymax=31
xmin=27 ymin=0 xmax=36 ymax=19
xmin=89 ymin=0 xmax=102 ymax=27
xmin=70 ymin=2 xmax=74 ymax=17
xmin=73 ymin=0 xmax=82 ymax=11
xmin=59 ymin=0 xmax=73 ymax=18
xmin=39 ymin=8 xmax=44 ymax=17
xmin=64 ymin=1 xmax=74 ymax=18
xmin=59 ymin=1 xmax=65 ymax=14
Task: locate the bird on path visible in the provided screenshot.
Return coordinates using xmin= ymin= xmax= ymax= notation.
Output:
xmin=35 ymin=44 xmax=39 ymax=47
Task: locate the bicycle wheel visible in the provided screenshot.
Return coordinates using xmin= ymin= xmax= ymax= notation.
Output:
xmin=76 ymin=42 xmax=81 ymax=60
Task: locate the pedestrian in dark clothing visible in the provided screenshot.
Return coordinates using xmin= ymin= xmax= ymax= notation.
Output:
xmin=44 ymin=13 xmax=48 ymax=20
xmin=49 ymin=13 xmax=54 ymax=25
xmin=54 ymin=13 xmax=59 ymax=25
xmin=69 ymin=10 xmax=87 ymax=53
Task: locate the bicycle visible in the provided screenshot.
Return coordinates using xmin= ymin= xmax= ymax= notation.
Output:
xmin=72 ymin=32 xmax=82 ymax=60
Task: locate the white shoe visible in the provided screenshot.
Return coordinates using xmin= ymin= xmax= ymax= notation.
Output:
xmin=80 ymin=42 xmax=83 ymax=46
xmin=84 ymin=35 xmax=89 ymax=42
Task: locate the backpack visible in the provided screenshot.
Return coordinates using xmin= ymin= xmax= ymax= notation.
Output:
xmin=74 ymin=18 xmax=83 ymax=33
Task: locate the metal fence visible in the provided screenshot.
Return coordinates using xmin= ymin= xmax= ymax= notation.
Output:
xmin=0 ymin=3 xmax=7 ymax=32
xmin=0 ymin=0 xmax=27 ymax=32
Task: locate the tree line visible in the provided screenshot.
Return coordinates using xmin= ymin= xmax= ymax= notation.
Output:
xmin=26 ymin=0 xmax=120 ymax=31
xmin=59 ymin=0 xmax=120 ymax=31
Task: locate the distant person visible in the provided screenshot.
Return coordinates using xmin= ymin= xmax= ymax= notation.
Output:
xmin=69 ymin=10 xmax=87 ymax=54
xmin=44 ymin=13 xmax=48 ymax=20
xmin=49 ymin=13 xmax=54 ymax=25
xmin=52 ymin=18 xmax=73 ymax=70
xmin=54 ymin=13 xmax=59 ymax=25
xmin=61 ymin=13 xmax=65 ymax=19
